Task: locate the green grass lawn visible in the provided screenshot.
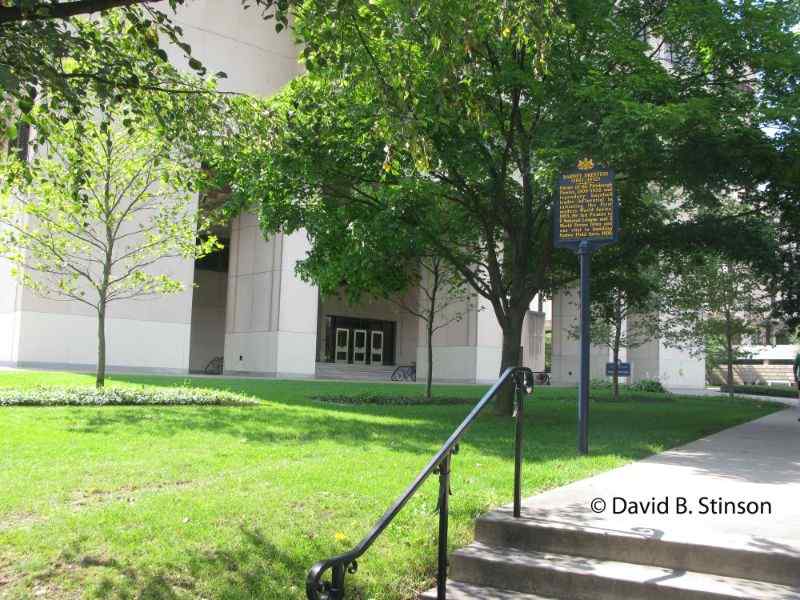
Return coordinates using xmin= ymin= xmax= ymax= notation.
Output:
xmin=0 ymin=371 xmax=782 ymax=600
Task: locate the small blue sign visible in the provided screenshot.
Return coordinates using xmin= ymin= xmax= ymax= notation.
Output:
xmin=606 ymin=362 xmax=631 ymax=377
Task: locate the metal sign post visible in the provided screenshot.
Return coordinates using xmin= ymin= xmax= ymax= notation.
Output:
xmin=577 ymin=239 xmax=592 ymax=454
xmin=554 ymin=159 xmax=619 ymax=455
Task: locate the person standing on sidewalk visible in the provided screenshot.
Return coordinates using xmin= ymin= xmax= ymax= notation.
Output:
xmin=794 ymin=351 xmax=800 ymax=412
xmin=794 ymin=350 xmax=800 ymax=390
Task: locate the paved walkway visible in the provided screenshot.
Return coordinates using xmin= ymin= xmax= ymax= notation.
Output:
xmin=670 ymin=386 xmax=799 ymax=407
xmin=515 ymin=405 xmax=800 ymax=564
xmin=432 ymin=406 xmax=800 ymax=598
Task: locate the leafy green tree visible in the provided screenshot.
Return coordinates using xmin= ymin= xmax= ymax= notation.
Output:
xmin=0 ymin=104 xmax=218 ymax=387
xmin=577 ymin=283 xmax=663 ymax=401
xmin=769 ymin=131 xmax=800 ymax=330
xmin=662 ymin=255 xmax=772 ymax=397
xmin=0 ymin=0 xmax=289 ymax=122
xmin=204 ymin=0 xmax=799 ymax=414
xmin=1 ymin=9 xmax=227 ymax=165
xmin=566 ymin=185 xmax=669 ymax=400
xmin=568 ymin=235 xmax=664 ymax=401
xmin=567 ymin=253 xmax=665 ymax=401
xmin=390 ymin=255 xmax=472 ymax=398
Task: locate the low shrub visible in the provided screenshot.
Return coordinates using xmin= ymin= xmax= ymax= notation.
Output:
xmin=589 ymin=378 xmax=668 ymax=395
xmin=630 ymin=379 xmax=667 ymax=394
xmin=590 ymin=378 xmax=613 ymax=389
xmin=0 ymin=386 xmax=258 ymax=407
xmin=314 ymin=393 xmax=473 ymax=406
xmin=719 ymin=384 xmax=798 ymax=399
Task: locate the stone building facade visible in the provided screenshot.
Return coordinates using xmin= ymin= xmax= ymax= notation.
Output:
xmin=0 ymin=1 xmax=704 ymax=387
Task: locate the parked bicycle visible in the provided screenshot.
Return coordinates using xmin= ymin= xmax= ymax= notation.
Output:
xmin=204 ymin=356 xmax=223 ymax=375
xmin=391 ymin=364 xmax=417 ymax=382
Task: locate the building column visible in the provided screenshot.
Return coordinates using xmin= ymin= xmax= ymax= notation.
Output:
xmin=522 ymin=310 xmax=546 ymax=373
xmin=473 ymin=295 xmax=504 ymax=383
xmin=224 ymin=213 xmax=318 ymax=378
xmin=274 ymin=230 xmax=319 ymax=377
xmin=0 ymin=254 xmax=22 ymax=366
xmin=550 ymin=287 xmax=608 ymax=386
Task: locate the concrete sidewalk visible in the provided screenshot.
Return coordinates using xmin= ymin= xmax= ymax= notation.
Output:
xmin=428 ymin=405 xmax=800 ymax=598
xmin=515 ymin=406 xmax=800 ymax=560
xmin=671 ymin=386 xmax=799 ymax=407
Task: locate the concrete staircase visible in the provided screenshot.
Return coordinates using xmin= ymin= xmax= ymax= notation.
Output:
xmin=314 ymin=362 xmax=398 ymax=381
xmin=421 ymin=507 xmax=800 ymax=599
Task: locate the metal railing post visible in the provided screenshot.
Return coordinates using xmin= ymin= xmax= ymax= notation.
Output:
xmin=513 ymin=377 xmax=524 ymax=518
xmin=330 ymin=564 xmax=345 ymax=600
xmin=436 ymin=452 xmax=451 ymax=599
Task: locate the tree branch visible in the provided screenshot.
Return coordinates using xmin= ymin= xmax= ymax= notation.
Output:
xmin=0 ymin=0 xmax=165 ymax=24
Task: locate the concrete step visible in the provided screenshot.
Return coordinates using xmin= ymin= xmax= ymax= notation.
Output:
xmin=314 ymin=363 xmax=397 ymax=381
xmin=419 ymin=580 xmax=559 ymax=599
xmin=475 ymin=509 xmax=800 ymax=587
xmin=450 ymin=542 xmax=800 ymax=600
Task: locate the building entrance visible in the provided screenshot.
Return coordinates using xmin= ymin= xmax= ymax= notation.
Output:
xmin=321 ymin=316 xmax=396 ymax=365
xmin=334 ymin=328 xmax=349 ymax=363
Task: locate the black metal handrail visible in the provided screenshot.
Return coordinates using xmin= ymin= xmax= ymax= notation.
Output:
xmin=306 ymin=366 xmax=534 ymax=600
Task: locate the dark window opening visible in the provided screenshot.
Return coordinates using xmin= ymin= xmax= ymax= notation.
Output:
xmin=13 ymin=122 xmax=31 ymax=162
xmin=195 ymin=238 xmax=230 ymax=272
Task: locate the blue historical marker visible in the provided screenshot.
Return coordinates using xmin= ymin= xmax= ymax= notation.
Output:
xmin=554 ymin=158 xmax=619 ymax=455
xmin=606 ymin=362 xmax=631 ymax=377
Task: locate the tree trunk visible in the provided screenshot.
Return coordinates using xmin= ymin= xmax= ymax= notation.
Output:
xmin=96 ymin=302 xmax=106 ymax=388
xmin=725 ymin=351 xmax=734 ymax=397
xmin=494 ymin=310 xmax=525 ymax=416
xmin=725 ymin=339 xmax=734 ymax=398
xmin=612 ymin=309 xmax=622 ymax=402
xmin=425 ymin=258 xmax=440 ymax=399
xmin=725 ymin=312 xmax=734 ymax=399
xmin=612 ymin=341 xmax=620 ymax=402
xmin=426 ymin=317 xmax=434 ymax=399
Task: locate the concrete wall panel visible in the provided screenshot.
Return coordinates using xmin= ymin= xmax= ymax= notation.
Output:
xmin=14 ymin=311 xmax=190 ymax=371
xmin=0 ymin=312 xmax=21 ymax=364
xmin=475 ymin=345 xmax=503 ymax=383
xmin=224 ymin=331 xmax=278 ymax=374
xmin=658 ymin=340 xmax=705 ymax=389
xmin=551 ymin=288 xmax=611 ymax=385
xmin=275 ymin=331 xmax=317 ymax=377
xmin=415 ymin=346 xmax=477 ymax=383
xmin=169 ymin=0 xmax=302 ymax=97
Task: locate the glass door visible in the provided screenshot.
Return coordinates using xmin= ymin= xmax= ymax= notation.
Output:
xmin=371 ymin=331 xmax=384 ymax=365
xmin=353 ymin=329 xmax=368 ymax=364
xmin=335 ymin=328 xmax=349 ymax=363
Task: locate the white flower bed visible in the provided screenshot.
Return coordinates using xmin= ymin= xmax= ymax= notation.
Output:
xmin=0 ymin=386 xmax=258 ymax=407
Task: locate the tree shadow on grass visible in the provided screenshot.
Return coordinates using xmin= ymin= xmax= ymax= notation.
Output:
xmin=85 ymin=525 xmax=369 ymax=600
xmin=61 ymin=397 xmax=674 ymax=469
xmin=31 ymin=375 xmax=780 ymax=487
